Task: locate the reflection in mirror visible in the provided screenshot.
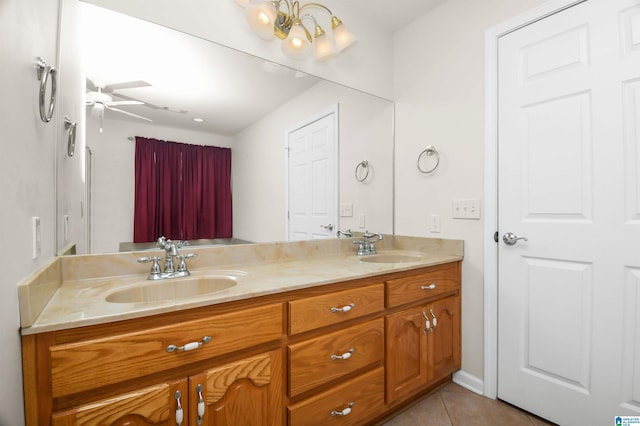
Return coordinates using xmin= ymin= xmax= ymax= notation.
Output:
xmin=63 ymin=2 xmax=394 ymax=254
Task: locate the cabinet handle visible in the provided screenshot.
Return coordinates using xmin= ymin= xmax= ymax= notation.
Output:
xmin=331 ymin=402 xmax=355 ymax=417
xmin=330 ymin=303 xmax=355 ymax=313
xmin=421 ymin=283 xmax=437 ymax=290
xmin=422 ymin=311 xmax=433 ymax=334
xmin=174 ymin=390 xmax=183 ymax=426
xmin=196 ymin=384 xmax=205 ymax=425
xmin=166 ymin=336 xmax=212 ymax=353
xmin=430 ymin=308 xmax=438 ymax=329
xmin=331 ymin=348 xmax=355 ymax=360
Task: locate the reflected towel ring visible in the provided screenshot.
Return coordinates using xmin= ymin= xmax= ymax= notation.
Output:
xmin=64 ymin=116 xmax=77 ymax=157
xmin=417 ymin=146 xmax=440 ymax=174
xmin=355 ymin=160 xmax=370 ymax=182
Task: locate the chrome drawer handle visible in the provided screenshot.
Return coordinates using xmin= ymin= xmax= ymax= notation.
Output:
xmin=331 ymin=348 xmax=355 ymax=360
xmin=421 ymin=283 xmax=437 ymax=290
xmin=331 ymin=402 xmax=355 ymax=417
xmin=166 ymin=336 xmax=212 ymax=353
xmin=331 ymin=303 xmax=355 ymax=313
xmin=175 ymin=390 xmax=184 ymax=426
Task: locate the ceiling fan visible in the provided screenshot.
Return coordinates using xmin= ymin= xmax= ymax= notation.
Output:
xmin=86 ymin=79 xmax=153 ymax=132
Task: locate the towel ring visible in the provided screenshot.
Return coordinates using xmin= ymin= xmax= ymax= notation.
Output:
xmin=36 ymin=57 xmax=57 ymax=123
xmin=64 ymin=116 xmax=77 ymax=157
xmin=417 ymin=146 xmax=440 ymax=174
xmin=355 ymin=160 xmax=370 ymax=182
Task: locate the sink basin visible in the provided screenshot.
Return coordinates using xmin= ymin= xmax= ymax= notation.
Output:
xmin=105 ymin=275 xmax=239 ymax=303
xmin=359 ymin=253 xmax=423 ymax=264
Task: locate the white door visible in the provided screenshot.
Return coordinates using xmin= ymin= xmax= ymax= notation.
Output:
xmin=498 ymin=0 xmax=640 ymax=424
xmin=288 ymin=110 xmax=338 ymax=240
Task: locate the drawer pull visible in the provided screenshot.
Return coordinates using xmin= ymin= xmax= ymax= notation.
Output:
xmin=421 ymin=283 xmax=437 ymax=290
xmin=422 ymin=311 xmax=433 ymax=334
xmin=175 ymin=390 xmax=184 ymax=426
xmin=430 ymin=308 xmax=438 ymax=328
xmin=166 ymin=336 xmax=212 ymax=353
xmin=196 ymin=383 xmax=205 ymax=425
xmin=331 ymin=401 xmax=355 ymax=417
xmin=330 ymin=303 xmax=355 ymax=313
xmin=331 ymin=348 xmax=355 ymax=360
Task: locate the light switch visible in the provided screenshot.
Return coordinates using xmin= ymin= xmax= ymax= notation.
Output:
xmin=340 ymin=203 xmax=353 ymax=217
xmin=452 ymin=199 xmax=481 ymax=220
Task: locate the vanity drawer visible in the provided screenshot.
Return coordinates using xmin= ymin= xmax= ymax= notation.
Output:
xmin=288 ymin=366 xmax=385 ymax=426
xmin=288 ymin=318 xmax=384 ymax=397
xmin=386 ymin=262 xmax=460 ymax=308
xmin=289 ymin=283 xmax=384 ymax=335
xmin=50 ymin=303 xmax=283 ymax=397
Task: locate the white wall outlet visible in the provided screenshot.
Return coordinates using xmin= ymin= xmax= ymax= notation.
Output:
xmin=452 ymin=199 xmax=481 ymax=220
xmin=358 ymin=214 xmax=366 ymax=228
xmin=340 ymin=203 xmax=353 ymax=217
xmin=430 ymin=214 xmax=441 ymax=233
xmin=32 ymin=216 xmax=41 ymax=260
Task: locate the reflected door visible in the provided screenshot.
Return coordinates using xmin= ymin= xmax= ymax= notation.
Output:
xmin=288 ymin=108 xmax=338 ymax=240
xmin=498 ymin=0 xmax=640 ymax=423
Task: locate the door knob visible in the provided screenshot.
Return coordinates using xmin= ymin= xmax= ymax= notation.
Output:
xmin=503 ymin=232 xmax=528 ymax=246
xmin=321 ymin=224 xmax=334 ymax=231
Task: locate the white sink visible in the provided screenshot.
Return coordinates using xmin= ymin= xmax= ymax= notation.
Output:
xmin=105 ymin=274 xmax=242 ymax=303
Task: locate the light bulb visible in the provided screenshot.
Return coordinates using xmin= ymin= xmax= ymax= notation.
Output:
xmin=245 ymin=2 xmax=277 ymax=40
xmin=282 ymin=21 xmax=310 ymax=60
xmin=331 ymin=16 xmax=357 ymax=51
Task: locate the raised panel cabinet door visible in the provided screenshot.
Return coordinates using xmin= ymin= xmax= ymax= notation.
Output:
xmin=385 ymin=306 xmax=428 ymax=404
xmin=51 ymin=379 xmax=188 ymax=426
xmin=189 ymin=350 xmax=283 ymax=426
xmin=427 ymin=296 xmax=461 ymax=383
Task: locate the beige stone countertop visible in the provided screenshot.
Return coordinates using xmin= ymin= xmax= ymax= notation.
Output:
xmin=19 ymin=236 xmax=463 ymax=335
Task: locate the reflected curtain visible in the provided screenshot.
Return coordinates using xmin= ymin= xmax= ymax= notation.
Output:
xmin=133 ymin=137 xmax=232 ymax=242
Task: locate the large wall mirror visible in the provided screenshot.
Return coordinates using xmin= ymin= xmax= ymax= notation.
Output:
xmin=57 ymin=2 xmax=394 ymax=255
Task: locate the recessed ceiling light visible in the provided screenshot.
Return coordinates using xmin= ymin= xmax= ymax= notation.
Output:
xmin=192 ymin=117 xmax=205 ymax=123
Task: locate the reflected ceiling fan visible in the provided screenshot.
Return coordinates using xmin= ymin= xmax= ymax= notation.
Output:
xmin=86 ymin=79 xmax=153 ymax=132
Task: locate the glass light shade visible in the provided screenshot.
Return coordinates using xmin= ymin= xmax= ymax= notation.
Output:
xmin=282 ymin=22 xmax=310 ymax=60
xmin=245 ymin=2 xmax=277 ymax=40
xmin=235 ymin=0 xmax=251 ymax=6
xmin=313 ymin=30 xmax=336 ymax=61
xmin=331 ymin=17 xmax=357 ymax=51
xmin=90 ymin=103 xmax=104 ymax=118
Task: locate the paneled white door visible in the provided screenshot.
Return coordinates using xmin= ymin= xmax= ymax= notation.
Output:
xmin=498 ymin=0 xmax=640 ymax=424
xmin=288 ymin=110 xmax=338 ymax=240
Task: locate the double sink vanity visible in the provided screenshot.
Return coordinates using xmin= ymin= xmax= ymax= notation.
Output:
xmin=19 ymin=235 xmax=463 ymax=425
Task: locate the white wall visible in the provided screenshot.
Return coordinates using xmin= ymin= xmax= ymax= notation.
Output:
xmin=1 ymin=0 xmax=60 ymax=423
xmin=81 ymin=0 xmax=394 ymax=100
xmin=86 ymin=117 xmax=233 ymax=253
xmin=233 ymin=80 xmax=394 ymax=242
xmin=393 ymin=0 xmax=548 ymax=385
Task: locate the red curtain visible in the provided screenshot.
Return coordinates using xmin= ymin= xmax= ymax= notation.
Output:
xmin=133 ymin=137 xmax=232 ymax=242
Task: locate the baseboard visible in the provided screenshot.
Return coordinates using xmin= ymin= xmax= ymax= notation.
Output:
xmin=452 ymin=370 xmax=485 ymax=396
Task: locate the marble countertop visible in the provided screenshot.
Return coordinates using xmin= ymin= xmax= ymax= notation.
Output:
xmin=19 ymin=237 xmax=463 ymax=335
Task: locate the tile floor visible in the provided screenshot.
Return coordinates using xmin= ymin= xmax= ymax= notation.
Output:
xmin=382 ymin=383 xmax=557 ymax=426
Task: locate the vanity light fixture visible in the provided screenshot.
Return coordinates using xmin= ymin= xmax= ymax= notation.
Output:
xmin=235 ymin=0 xmax=357 ymax=61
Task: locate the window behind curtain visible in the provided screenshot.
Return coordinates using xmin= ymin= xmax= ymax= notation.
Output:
xmin=133 ymin=137 xmax=232 ymax=243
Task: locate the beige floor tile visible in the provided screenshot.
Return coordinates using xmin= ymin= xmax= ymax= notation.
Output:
xmin=383 ymin=393 xmax=452 ymax=426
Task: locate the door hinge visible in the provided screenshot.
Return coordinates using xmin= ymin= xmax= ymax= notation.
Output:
xmin=494 ymin=231 xmax=499 ymax=243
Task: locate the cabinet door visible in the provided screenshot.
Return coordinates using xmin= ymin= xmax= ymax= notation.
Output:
xmin=51 ymin=379 xmax=187 ymax=426
xmin=189 ymin=350 xmax=283 ymax=426
xmin=428 ymin=295 xmax=461 ymax=383
xmin=385 ymin=306 xmax=428 ymax=404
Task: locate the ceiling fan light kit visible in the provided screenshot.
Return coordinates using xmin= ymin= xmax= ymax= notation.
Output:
xmin=236 ymin=0 xmax=357 ymax=61
xmin=86 ymin=79 xmax=156 ymax=132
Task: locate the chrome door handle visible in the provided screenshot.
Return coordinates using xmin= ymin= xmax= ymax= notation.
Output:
xmin=503 ymin=232 xmax=528 ymax=246
xmin=321 ymin=224 xmax=334 ymax=231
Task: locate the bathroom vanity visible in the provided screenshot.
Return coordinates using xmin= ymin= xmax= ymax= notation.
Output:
xmin=19 ymin=237 xmax=462 ymax=425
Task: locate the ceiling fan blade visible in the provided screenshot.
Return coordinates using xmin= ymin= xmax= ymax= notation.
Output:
xmin=103 ymin=80 xmax=151 ymax=93
xmin=111 ymin=92 xmax=163 ymax=109
xmin=106 ymin=100 xmax=144 ymax=107
xmin=86 ymin=78 xmax=97 ymax=92
xmin=105 ymin=105 xmax=153 ymax=122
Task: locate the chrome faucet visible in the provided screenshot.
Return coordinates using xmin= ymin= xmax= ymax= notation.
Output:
xmin=336 ymin=229 xmax=353 ymax=238
xmin=138 ymin=237 xmax=196 ymax=280
xmin=353 ymin=231 xmax=383 ymax=256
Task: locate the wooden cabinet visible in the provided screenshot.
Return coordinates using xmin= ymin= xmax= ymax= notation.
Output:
xmin=385 ymin=260 xmax=461 ymax=406
xmin=22 ymin=261 xmax=461 ymax=425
